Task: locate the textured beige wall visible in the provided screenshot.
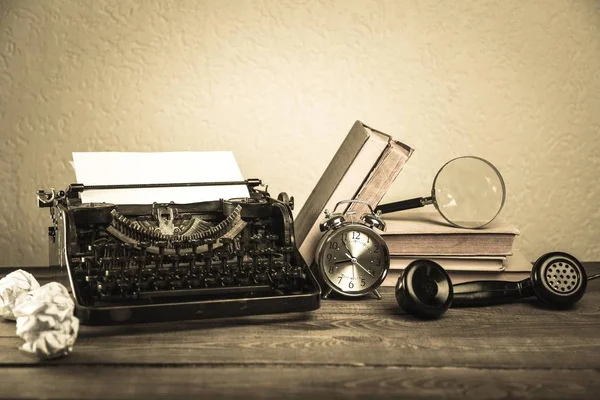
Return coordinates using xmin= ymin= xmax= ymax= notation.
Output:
xmin=1 ymin=0 xmax=599 ymax=267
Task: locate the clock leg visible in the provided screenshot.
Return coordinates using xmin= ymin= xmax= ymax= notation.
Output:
xmin=322 ymin=287 xmax=333 ymax=299
xmin=372 ymin=289 xmax=382 ymax=300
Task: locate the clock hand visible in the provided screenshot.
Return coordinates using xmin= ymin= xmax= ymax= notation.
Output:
xmin=343 ymin=252 xmax=375 ymax=278
xmin=353 ymin=259 xmax=375 ymax=278
xmin=334 ymin=258 xmax=352 ymax=264
xmin=341 ymin=234 xmax=354 ymax=258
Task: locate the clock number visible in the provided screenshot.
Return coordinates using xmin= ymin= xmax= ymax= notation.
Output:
xmin=330 ymin=241 xmax=339 ymax=250
xmin=366 ymin=236 xmax=370 ymax=243
xmin=326 ymin=254 xmax=333 ymax=261
xmin=338 ymin=276 xmax=343 ymax=284
xmin=361 ymin=278 xmax=366 ymax=287
xmin=328 ymin=266 xmax=334 ymax=274
xmin=373 ymin=244 xmax=379 ymax=253
xmin=373 ymin=258 xmax=381 ymax=266
xmin=348 ymin=281 xmax=354 ymax=289
xmin=352 ymin=231 xmax=361 ymax=240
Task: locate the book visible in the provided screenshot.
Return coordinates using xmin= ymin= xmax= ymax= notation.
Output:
xmin=296 ymin=121 xmax=413 ymax=265
xmin=390 ymin=256 xmax=506 ymax=272
xmin=381 ymin=250 xmax=532 ymax=286
xmin=381 ymin=269 xmax=531 ymax=287
xmin=347 ymin=138 xmax=414 ymax=218
xmin=388 ymin=250 xmax=532 ymax=273
xmin=381 ymin=210 xmax=519 ymax=257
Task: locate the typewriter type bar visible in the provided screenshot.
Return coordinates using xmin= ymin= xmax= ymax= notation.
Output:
xmin=38 ymin=180 xmax=320 ymax=325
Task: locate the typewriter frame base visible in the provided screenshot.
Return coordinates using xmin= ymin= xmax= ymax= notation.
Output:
xmin=73 ymin=284 xmax=321 ymax=325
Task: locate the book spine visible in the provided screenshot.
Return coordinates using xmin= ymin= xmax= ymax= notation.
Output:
xmin=348 ymin=140 xmax=413 ymax=218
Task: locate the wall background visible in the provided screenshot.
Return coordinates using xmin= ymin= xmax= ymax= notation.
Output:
xmin=1 ymin=0 xmax=599 ymax=267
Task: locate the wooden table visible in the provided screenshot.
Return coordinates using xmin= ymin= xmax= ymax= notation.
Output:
xmin=1 ymin=264 xmax=599 ymax=399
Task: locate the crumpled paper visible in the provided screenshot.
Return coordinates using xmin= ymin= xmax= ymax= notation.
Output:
xmin=13 ymin=282 xmax=79 ymax=360
xmin=0 ymin=270 xmax=40 ymax=320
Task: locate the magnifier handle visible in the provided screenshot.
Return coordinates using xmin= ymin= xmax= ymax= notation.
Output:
xmin=376 ymin=197 xmax=432 ymax=214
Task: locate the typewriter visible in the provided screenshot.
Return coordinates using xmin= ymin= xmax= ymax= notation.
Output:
xmin=36 ymin=179 xmax=320 ymax=325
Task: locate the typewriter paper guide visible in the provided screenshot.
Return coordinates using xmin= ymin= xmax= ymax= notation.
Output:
xmin=72 ymin=152 xmax=249 ymax=204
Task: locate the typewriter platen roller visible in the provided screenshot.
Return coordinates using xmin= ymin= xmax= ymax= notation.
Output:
xmin=36 ymin=180 xmax=320 ymax=325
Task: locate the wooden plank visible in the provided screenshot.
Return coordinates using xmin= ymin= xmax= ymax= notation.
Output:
xmin=1 ymin=287 xmax=599 ymax=369
xmin=1 ymin=365 xmax=598 ymax=400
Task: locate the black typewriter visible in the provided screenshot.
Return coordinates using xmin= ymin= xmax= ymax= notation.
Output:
xmin=36 ymin=179 xmax=320 ymax=325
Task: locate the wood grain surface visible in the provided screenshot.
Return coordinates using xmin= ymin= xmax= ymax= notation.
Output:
xmin=0 ymin=263 xmax=599 ymax=399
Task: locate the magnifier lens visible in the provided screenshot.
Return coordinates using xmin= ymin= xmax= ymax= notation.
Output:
xmin=433 ymin=157 xmax=505 ymax=229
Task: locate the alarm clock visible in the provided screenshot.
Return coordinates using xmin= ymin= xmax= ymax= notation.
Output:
xmin=314 ymin=200 xmax=390 ymax=299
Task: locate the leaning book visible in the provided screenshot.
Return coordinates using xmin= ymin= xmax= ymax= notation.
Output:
xmin=296 ymin=121 xmax=413 ymax=265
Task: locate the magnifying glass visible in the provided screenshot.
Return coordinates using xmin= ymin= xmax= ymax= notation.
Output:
xmin=375 ymin=156 xmax=506 ymax=229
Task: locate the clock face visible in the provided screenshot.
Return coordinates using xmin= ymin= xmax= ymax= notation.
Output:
xmin=318 ymin=224 xmax=389 ymax=295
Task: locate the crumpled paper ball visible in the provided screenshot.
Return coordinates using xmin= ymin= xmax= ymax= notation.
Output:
xmin=0 ymin=270 xmax=40 ymax=320
xmin=13 ymin=282 xmax=79 ymax=359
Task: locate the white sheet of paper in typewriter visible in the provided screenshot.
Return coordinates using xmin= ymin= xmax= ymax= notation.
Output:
xmin=72 ymin=151 xmax=250 ymax=204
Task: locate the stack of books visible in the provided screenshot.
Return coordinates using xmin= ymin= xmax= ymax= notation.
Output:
xmin=380 ymin=210 xmax=532 ymax=286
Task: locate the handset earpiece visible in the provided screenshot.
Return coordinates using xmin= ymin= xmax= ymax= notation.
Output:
xmin=530 ymin=251 xmax=587 ymax=307
xmin=395 ymin=259 xmax=453 ymax=319
xmin=452 ymin=252 xmax=588 ymax=308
